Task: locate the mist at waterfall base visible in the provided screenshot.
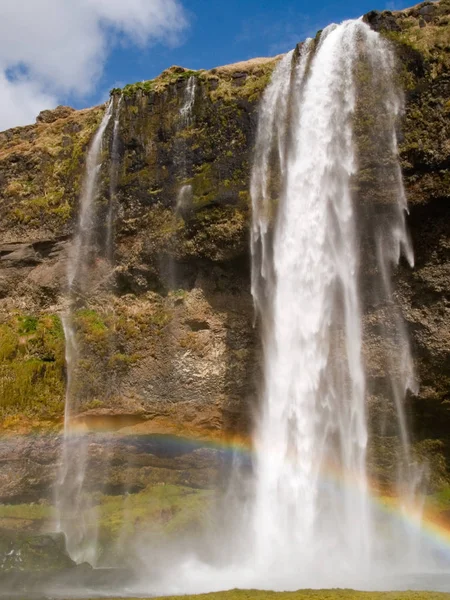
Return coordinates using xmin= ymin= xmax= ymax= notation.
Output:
xmin=46 ymin=19 xmax=450 ymax=598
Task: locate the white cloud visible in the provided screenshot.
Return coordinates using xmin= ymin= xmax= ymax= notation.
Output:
xmin=0 ymin=0 xmax=188 ymax=131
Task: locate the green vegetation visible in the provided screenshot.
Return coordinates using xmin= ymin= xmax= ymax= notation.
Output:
xmin=112 ymin=57 xmax=277 ymax=105
xmin=425 ymin=485 xmax=450 ymax=512
xmin=9 ymin=189 xmax=71 ymax=226
xmin=3 ymin=107 xmax=103 ymax=232
xmin=0 ymin=314 xmax=65 ymax=424
xmin=208 ymin=60 xmax=278 ymax=103
xmin=117 ymin=68 xmax=203 ymax=97
xmin=0 ymin=502 xmax=53 ymax=532
xmin=89 ymin=590 xmax=450 ymax=600
xmin=0 ymin=484 xmax=214 ymax=563
xmin=97 ymin=484 xmax=212 ymax=545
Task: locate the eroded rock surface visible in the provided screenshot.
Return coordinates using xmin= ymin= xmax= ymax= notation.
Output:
xmin=0 ymin=1 xmax=449 ymax=498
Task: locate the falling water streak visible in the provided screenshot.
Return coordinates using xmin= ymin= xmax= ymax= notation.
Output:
xmin=252 ymin=23 xmax=371 ymax=577
xmin=180 ymin=75 xmax=197 ymax=126
xmin=56 ymin=101 xmax=113 ymax=565
xmin=55 ymin=315 xmax=99 ymax=565
xmin=106 ymin=95 xmax=123 ymax=263
xmin=364 ymin=35 xmax=424 ymax=559
xmin=250 ymin=49 xmax=294 ymax=315
xmin=67 ymin=102 xmax=113 ymax=291
xmin=175 ymin=76 xmax=197 ymax=214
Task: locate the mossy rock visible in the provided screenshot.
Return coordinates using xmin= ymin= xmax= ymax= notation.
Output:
xmin=0 ymin=529 xmax=74 ymax=572
xmin=0 ymin=313 xmax=65 ymax=423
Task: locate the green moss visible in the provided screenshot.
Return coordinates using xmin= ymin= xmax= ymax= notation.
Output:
xmin=97 ymin=484 xmax=212 ymax=542
xmin=84 ymin=398 xmax=105 ymax=410
xmin=76 ymin=309 xmax=108 ymax=336
xmin=107 ymin=352 xmax=138 ymax=369
xmin=190 ymin=162 xmax=216 ymax=208
xmin=208 ymin=61 xmax=277 ymax=103
xmin=0 ymin=502 xmax=53 ymax=534
xmin=120 ymin=68 xmax=203 ymax=97
xmin=17 ymin=316 xmax=39 ymax=334
xmin=184 ymin=205 xmax=248 ymax=261
xmin=89 ymin=590 xmax=450 ymax=600
xmin=3 ymin=107 xmax=103 ymax=233
xmin=0 ymin=529 xmax=73 ymax=572
xmin=0 ymin=315 xmax=65 ymax=422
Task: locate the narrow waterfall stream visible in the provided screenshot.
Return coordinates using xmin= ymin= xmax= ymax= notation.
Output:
xmin=56 ymin=100 xmax=117 ymax=564
xmin=176 ymin=75 xmax=197 ymax=213
xmin=107 ymin=95 xmax=123 ymax=263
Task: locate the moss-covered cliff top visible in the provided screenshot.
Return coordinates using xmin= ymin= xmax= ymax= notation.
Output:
xmin=366 ymin=0 xmax=450 ymax=71
xmin=115 ymin=55 xmax=280 ymax=103
xmin=0 ymin=0 xmax=447 ymax=135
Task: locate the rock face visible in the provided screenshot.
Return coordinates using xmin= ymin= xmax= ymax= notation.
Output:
xmin=0 ymin=1 xmax=449 ymax=500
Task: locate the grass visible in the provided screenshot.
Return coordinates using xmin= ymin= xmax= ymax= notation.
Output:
xmin=0 ymin=502 xmax=53 ymax=533
xmin=2 ymin=106 xmax=103 ymax=232
xmin=117 ymin=68 xmax=203 ymax=97
xmin=83 ymin=590 xmax=450 ymax=600
xmin=0 ymin=314 xmax=65 ymax=423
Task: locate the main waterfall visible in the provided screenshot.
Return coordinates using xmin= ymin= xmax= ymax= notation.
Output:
xmin=249 ymin=19 xmax=420 ymax=586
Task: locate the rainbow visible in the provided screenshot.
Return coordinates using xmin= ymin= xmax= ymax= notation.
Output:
xmin=121 ymin=430 xmax=450 ymax=560
xmin=17 ymin=421 xmax=450 ymax=560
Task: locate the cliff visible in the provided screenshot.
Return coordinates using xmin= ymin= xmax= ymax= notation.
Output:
xmin=0 ymin=0 xmax=449 ymax=506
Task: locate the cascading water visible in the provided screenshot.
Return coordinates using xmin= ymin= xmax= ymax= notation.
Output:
xmin=176 ymin=76 xmax=196 ymax=213
xmin=55 ymin=100 xmax=114 ymax=564
xmin=180 ymin=75 xmax=197 ymax=125
xmin=249 ymin=20 xmax=422 ymax=586
xmin=107 ymin=95 xmax=123 ymax=263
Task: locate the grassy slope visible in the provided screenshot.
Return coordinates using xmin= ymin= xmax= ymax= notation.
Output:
xmin=86 ymin=590 xmax=450 ymax=600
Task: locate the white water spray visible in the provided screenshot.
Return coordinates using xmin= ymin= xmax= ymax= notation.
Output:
xmin=56 ymin=101 xmax=114 ymax=564
xmin=249 ymin=20 xmax=423 ymax=586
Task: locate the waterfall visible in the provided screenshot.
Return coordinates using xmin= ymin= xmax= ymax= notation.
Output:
xmin=250 ymin=49 xmax=295 ymax=315
xmin=176 ymin=76 xmax=197 ymax=213
xmin=249 ymin=19 xmax=423 ymax=587
xmin=55 ymin=100 xmax=115 ymax=564
xmin=180 ymin=75 xmax=197 ymax=126
xmin=107 ymin=95 xmax=123 ymax=263
xmin=67 ymin=102 xmax=113 ymax=293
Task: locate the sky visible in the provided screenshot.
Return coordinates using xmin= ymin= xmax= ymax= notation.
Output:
xmin=0 ymin=0 xmax=415 ymax=131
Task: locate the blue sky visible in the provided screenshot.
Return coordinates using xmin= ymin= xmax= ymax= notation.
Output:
xmin=0 ymin=0 xmax=414 ymax=130
xmin=93 ymin=0 xmax=412 ymax=106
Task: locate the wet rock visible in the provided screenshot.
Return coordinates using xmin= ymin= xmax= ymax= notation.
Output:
xmin=0 ymin=0 xmax=448 ymax=495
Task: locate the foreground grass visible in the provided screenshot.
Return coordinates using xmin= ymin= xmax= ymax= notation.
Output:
xmin=84 ymin=590 xmax=450 ymax=600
